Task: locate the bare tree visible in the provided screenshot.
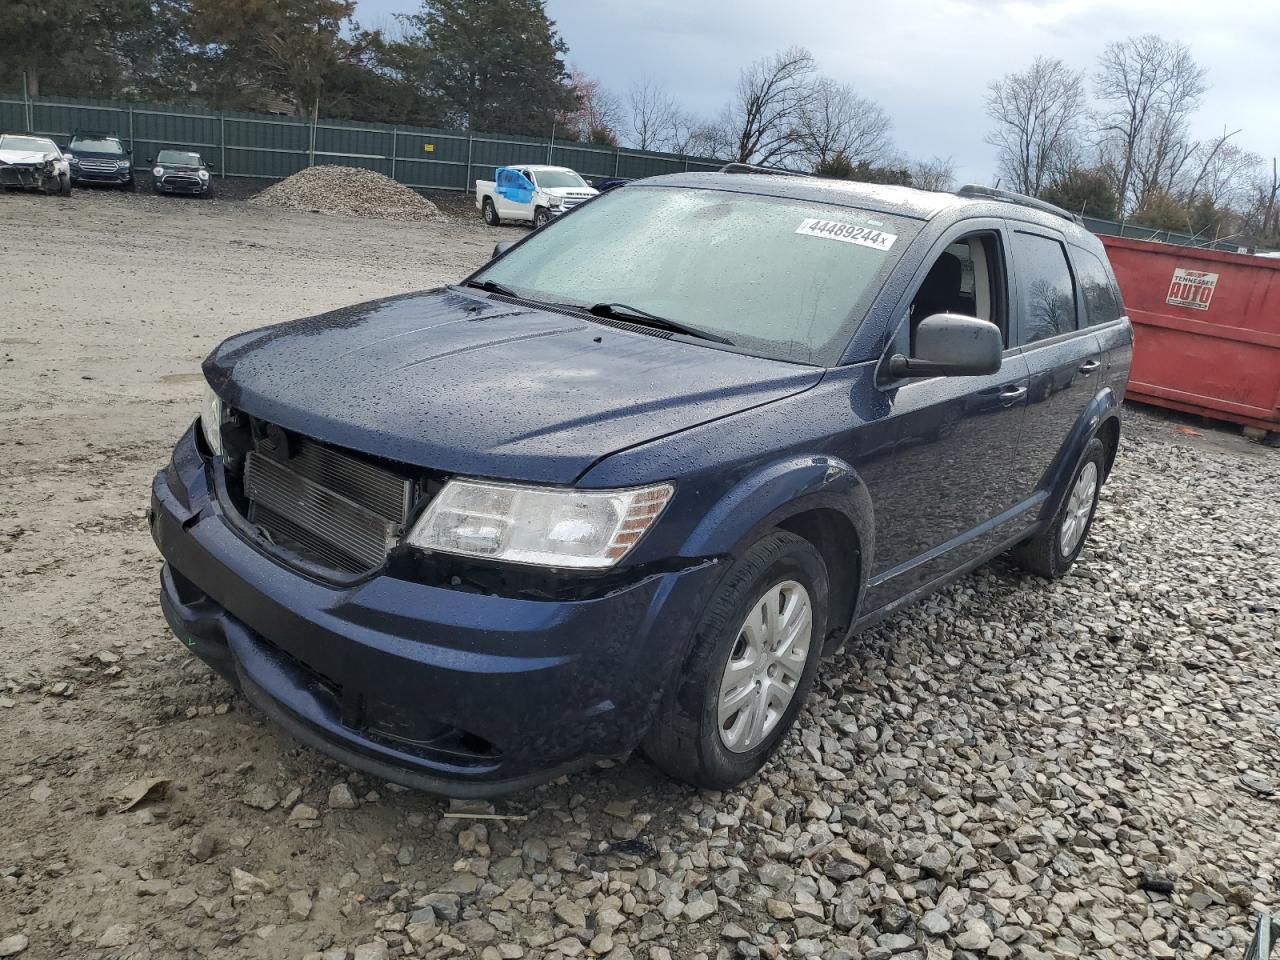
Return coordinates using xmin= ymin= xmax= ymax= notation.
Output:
xmin=1094 ymin=34 xmax=1207 ymax=214
xmin=985 ymin=56 xmax=1086 ymax=197
xmin=557 ymin=67 xmax=622 ymax=144
xmin=795 ymin=78 xmax=893 ymax=170
xmin=627 ymin=76 xmax=680 ymax=151
xmin=1180 ymin=130 xmax=1260 ymax=210
xmin=723 ymin=46 xmax=818 ymax=165
xmin=911 ymin=155 xmax=957 ymax=192
xmin=684 ymin=119 xmax=734 ymax=160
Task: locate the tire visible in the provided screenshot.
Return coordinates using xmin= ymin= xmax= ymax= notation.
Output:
xmin=482 ymin=197 xmax=500 ymax=226
xmin=59 ymin=175 xmax=72 ymax=197
xmin=1012 ymin=437 xmax=1105 ymax=578
xmin=532 ymin=207 xmax=550 ymax=229
xmin=642 ymin=531 xmax=829 ymax=790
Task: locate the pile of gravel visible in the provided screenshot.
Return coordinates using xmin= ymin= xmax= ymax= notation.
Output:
xmin=249 ymin=165 xmax=444 ymax=222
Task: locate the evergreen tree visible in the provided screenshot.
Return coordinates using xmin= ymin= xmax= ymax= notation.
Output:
xmin=395 ymin=0 xmax=575 ymax=135
xmin=1040 ymin=167 xmax=1120 ymax=220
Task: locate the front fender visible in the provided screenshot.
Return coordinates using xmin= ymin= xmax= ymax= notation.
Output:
xmin=681 ymin=455 xmax=872 ymax=559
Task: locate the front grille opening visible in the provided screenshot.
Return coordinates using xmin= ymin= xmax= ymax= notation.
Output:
xmin=363 ymin=723 xmax=501 ymax=768
xmin=219 ymin=412 xmax=428 ymax=578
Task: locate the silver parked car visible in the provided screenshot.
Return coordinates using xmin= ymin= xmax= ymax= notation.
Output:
xmin=0 ymin=134 xmax=72 ymax=195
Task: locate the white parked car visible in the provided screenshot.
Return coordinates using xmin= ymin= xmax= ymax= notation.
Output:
xmin=0 ymin=133 xmax=72 ymax=195
xmin=474 ymin=165 xmax=598 ymax=228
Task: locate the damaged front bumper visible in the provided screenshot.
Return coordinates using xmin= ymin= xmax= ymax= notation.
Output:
xmin=0 ymin=160 xmax=60 ymax=192
xmin=150 ymin=424 xmax=718 ymax=797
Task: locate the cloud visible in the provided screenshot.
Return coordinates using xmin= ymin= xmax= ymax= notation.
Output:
xmin=358 ymin=0 xmax=1280 ymax=182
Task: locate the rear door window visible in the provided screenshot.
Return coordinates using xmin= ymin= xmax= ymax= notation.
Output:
xmin=1012 ymin=232 xmax=1078 ymax=345
xmin=1073 ymin=248 xmax=1123 ymax=326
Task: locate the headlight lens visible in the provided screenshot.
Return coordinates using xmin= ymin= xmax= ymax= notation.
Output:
xmin=406 ymin=479 xmax=673 ymax=569
xmin=118 ymin=159 xmax=131 ymax=169
xmin=548 ymin=196 xmax=564 ymax=209
xmin=200 ymin=385 xmax=225 ymax=456
xmin=198 ymin=169 xmax=209 ymax=180
xmin=69 ymin=155 xmax=79 ymax=165
xmin=153 ymin=166 xmax=164 ymax=177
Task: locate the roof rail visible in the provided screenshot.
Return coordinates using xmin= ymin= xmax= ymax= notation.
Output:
xmin=955 ymin=184 xmax=1083 ymax=226
xmin=717 ymin=162 xmax=811 ymax=178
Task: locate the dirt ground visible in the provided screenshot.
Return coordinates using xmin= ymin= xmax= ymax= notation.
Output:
xmin=1 ymin=188 xmax=1277 ymax=960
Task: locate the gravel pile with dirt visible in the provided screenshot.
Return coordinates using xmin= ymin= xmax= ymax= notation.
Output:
xmin=249 ymin=165 xmax=445 ymax=222
xmin=1 ymin=191 xmax=1277 ymax=960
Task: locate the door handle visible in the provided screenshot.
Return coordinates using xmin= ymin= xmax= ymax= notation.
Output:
xmin=1078 ymin=359 xmax=1101 ymax=374
xmin=999 ymin=385 xmax=1027 ymax=405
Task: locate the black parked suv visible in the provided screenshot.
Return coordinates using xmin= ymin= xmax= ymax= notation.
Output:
xmin=66 ymin=131 xmax=134 ymax=190
xmin=150 ymin=149 xmax=214 ymax=197
xmin=152 ymin=174 xmax=1133 ymax=796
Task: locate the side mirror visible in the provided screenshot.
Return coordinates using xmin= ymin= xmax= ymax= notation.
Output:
xmin=889 ymin=314 xmax=1002 ymax=378
xmin=491 ymin=240 xmax=515 ymax=260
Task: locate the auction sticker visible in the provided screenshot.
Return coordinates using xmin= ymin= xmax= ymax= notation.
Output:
xmin=1166 ymin=267 xmax=1218 ymax=311
xmin=796 ymin=218 xmax=897 ymax=251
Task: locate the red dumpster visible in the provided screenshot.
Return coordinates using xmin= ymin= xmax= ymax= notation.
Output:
xmin=1100 ymin=235 xmax=1280 ymax=438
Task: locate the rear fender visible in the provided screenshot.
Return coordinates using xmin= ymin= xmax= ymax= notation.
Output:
xmin=1037 ymin=387 xmax=1122 ymax=525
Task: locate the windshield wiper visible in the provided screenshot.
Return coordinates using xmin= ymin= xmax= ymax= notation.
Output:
xmin=461 ymin=278 xmax=519 ymax=298
xmin=587 ymin=302 xmax=733 ymax=344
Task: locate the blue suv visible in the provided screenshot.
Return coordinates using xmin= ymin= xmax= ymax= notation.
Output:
xmin=150 ymin=172 xmax=1132 ymax=796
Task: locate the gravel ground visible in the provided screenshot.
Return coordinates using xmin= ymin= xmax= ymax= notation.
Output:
xmin=1 ymin=189 xmax=1278 ymax=960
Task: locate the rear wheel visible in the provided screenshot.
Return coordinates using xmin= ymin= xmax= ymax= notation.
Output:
xmin=1012 ymin=437 xmax=1105 ymax=578
xmin=642 ymin=531 xmax=828 ymax=789
xmin=482 ymin=197 xmax=500 ymax=226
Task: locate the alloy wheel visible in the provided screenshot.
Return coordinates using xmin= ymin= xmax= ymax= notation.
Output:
xmin=717 ymin=580 xmax=813 ymax=753
xmin=1059 ymin=461 xmax=1098 ymax=556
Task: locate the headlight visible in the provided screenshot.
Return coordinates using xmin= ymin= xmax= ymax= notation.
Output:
xmin=198 ymin=169 xmax=209 ymax=181
xmin=548 ymin=196 xmax=564 ymax=209
xmin=406 ymin=479 xmax=673 ymax=569
xmin=69 ymin=155 xmax=79 ymax=165
xmin=200 ymin=385 xmax=225 ymax=456
xmin=153 ymin=167 xmax=164 ymax=177
xmin=118 ymin=160 xmax=131 ymax=169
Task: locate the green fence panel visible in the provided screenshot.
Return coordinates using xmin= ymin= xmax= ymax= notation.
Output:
xmin=2 ymin=91 xmax=729 ymax=191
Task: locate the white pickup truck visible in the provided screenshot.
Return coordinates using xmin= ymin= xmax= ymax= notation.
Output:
xmin=475 ymin=164 xmax=598 ymax=228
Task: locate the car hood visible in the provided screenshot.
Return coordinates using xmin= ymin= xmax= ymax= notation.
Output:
xmin=0 ymin=149 xmax=57 ymax=166
xmin=205 ymin=288 xmax=822 ymax=484
xmin=68 ymin=148 xmax=125 ymax=159
xmin=542 ymin=186 xmax=598 ymax=199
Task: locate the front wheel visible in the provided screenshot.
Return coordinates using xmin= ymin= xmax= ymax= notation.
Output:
xmin=60 ymin=174 xmax=72 ymax=197
xmin=532 ymin=206 xmax=550 ymax=229
xmin=1012 ymin=437 xmax=1105 ymax=578
xmin=642 ymin=531 xmax=828 ymax=790
xmin=482 ymin=197 xmax=500 ymax=226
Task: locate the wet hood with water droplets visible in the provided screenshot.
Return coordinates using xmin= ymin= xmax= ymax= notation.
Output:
xmin=204 ymin=288 xmax=823 ymax=485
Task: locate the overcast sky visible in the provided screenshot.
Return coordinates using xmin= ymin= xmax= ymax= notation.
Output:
xmin=357 ymin=0 xmax=1280 ymax=183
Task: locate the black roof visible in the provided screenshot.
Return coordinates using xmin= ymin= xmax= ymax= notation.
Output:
xmin=637 ymin=172 xmax=1096 ymax=243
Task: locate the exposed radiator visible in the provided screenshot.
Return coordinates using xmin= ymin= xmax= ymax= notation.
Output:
xmin=242 ymin=436 xmax=414 ymax=574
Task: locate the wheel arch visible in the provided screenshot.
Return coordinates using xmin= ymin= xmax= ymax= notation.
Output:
xmin=679 ymin=455 xmax=875 ymax=652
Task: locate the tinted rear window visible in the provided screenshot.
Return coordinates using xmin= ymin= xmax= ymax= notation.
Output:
xmin=1012 ymin=232 xmax=1078 ymax=345
xmin=1074 ymin=248 xmax=1123 ymax=326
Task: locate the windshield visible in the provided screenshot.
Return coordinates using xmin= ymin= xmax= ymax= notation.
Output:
xmin=472 ymin=186 xmax=917 ymax=364
xmin=157 ymin=150 xmax=201 ymax=165
xmin=535 ymin=170 xmax=588 ymax=189
xmin=1 ymin=136 xmax=57 ymax=154
xmin=71 ymin=137 xmax=124 ymax=155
